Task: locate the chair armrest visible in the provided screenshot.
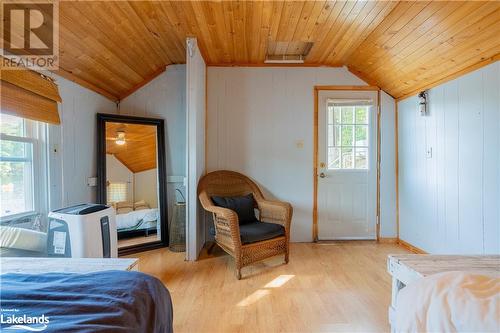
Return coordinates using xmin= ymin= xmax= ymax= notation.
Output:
xmin=256 ymin=200 xmax=293 ymax=231
xmin=201 ymin=204 xmax=241 ymax=249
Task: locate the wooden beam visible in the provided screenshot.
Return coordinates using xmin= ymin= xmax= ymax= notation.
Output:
xmin=118 ymin=65 xmax=167 ymax=101
xmin=395 ymin=53 xmax=500 ymax=102
xmin=54 ymin=68 xmax=119 ymax=102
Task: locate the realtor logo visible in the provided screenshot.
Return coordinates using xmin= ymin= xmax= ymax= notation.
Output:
xmin=2 ymin=1 xmax=59 ymax=70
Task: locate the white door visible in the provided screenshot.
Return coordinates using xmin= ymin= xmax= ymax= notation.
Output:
xmin=317 ymin=90 xmax=378 ymax=240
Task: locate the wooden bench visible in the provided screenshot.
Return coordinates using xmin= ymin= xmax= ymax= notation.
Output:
xmin=0 ymin=257 xmax=139 ymax=274
xmin=387 ymin=254 xmax=500 ymax=331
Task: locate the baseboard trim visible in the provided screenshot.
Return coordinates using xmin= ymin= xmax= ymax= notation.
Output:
xmin=378 ymin=237 xmax=398 ymax=244
xmin=397 ymin=239 xmax=427 ymax=254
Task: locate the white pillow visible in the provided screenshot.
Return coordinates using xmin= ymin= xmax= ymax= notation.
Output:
xmin=116 ymin=201 xmax=133 ymax=214
xmin=134 ymin=200 xmax=150 ymax=211
xmin=0 ymin=226 xmax=47 ymax=253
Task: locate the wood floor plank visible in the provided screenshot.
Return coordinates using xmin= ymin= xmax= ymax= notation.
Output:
xmin=129 ymin=242 xmax=409 ymax=333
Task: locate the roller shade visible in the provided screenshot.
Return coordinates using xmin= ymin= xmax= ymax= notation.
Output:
xmin=1 ymin=69 xmax=61 ymax=124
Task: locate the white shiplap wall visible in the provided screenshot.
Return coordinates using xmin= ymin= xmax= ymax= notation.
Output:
xmin=119 ymin=64 xmax=187 ymax=228
xmin=398 ymin=61 xmax=500 ymax=254
xmin=49 ymin=75 xmax=117 ymax=210
xmin=207 ymin=66 xmax=397 ymax=242
xmin=186 ymin=38 xmax=206 ymax=260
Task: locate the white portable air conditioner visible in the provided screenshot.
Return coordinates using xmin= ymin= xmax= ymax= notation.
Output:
xmin=47 ymin=204 xmax=117 ymax=258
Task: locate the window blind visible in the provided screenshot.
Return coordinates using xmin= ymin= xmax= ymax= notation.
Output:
xmin=1 ymin=68 xmax=61 ymax=124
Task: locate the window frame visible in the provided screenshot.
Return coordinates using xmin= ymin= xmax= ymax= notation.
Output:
xmin=0 ymin=117 xmax=48 ymax=221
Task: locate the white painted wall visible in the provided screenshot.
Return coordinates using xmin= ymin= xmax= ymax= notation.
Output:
xmin=186 ymin=38 xmax=206 ymax=260
xmin=106 ymin=154 xmax=133 ymax=202
xmin=48 ymin=75 xmax=117 ymax=210
xmin=134 ymin=169 xmax=159 ymax=208
xmin=207 ymin=66 xmax=397 ymax=242
xmin=398 ymin=61 xmax=500 ymax=254
xmin=119 ymin=64 xmax=186 ymax=224
xmin=380 ymin=91 xmax=397 ymax=238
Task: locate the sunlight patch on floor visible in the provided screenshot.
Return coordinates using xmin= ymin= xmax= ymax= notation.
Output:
xmin=264 ymin=274 xmax=294 ymax=288
xmin=237 ymin=289 xmax=270 ymax=307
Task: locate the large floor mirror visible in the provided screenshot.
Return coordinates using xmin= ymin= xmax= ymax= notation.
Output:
xmin=97 ymin=113 xmax=168 ymax=255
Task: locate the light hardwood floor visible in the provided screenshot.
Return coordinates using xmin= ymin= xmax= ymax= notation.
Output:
xmin=130 ymin=241 xmax=409 ymax=333
xmin=117 ymin=234 xmax=159 ymax=248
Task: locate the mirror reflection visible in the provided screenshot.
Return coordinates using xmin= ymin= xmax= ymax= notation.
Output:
xmin=105 ymin=122 xmax=160 ymax=249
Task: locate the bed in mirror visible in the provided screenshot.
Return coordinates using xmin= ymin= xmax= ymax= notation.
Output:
xmin=97 ymin=113 xmax=168 ymax=255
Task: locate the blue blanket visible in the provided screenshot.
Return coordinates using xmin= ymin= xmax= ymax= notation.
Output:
xmin=0 ymin=271 xmax=173 ymax=333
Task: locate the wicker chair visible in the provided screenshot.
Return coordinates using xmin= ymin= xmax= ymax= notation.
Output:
xmin=198 ymin=170 xmax=293 ymax=279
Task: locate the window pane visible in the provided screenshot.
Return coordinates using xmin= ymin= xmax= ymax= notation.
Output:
xmin=355 ymin=125 xmax=368 ymax=146
xmin=334 ymin=125 xmax=341 ymax=147
xmin=0 ymin=140 xmax=32 ymax=159
xmin=328 ymin=106 xmax=334 ymax=124
xmin=0 ymin=114 xmax=24 ymax=136
xmin=328 ymin=147 xmax=340 ymax=169
xmin=334 ymin=107 xmax=341 ymax=125
xmin=342 ymin=107 xmax=354 ymax=123
xmin=341 ymin=125 xmax=353 ymax=146
xmin=0 ymin=161 xmax=34 ymax=216
xmin=328 ymin=125 xmax=334 ymax=146
xmin=108 ymin=182 xmax=128 ymax=203
xmin=355 ymin=107 xmax=368 ymax=124
xmin=355 ymin=148 xmax=368 ymax=169
xmin=341 ymin=148 xmax=353 ymax=169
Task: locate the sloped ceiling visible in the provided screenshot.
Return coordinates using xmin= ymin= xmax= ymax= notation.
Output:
xmin=10 ymin=1 xmax=499 ymax=100
xmin=105 ymin=122 xmax=157 ymax=173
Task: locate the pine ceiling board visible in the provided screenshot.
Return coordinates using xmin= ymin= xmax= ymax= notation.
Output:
xmin=353 ymin=1 xmax=479 ymax=76
xmin=62 ymin=3 xmax=147 ymax=82
xmin=338 ymin=1 xmax=399 ymax=64
xmin=365 ymin=1 xmax=465 ymax=76
xmin=320 ymin=0 xmax=368 ymax=64
xmin=375 ymin=5 xmax=500 ymax=93
xmin=388 ymin=28 xmax=500 ymax=97
xmin=5 ymin=0 xmax=498 ymax=100
xmin=327 ymin=0 xmax=380 ymax=65
xmin=298 ymin=0 xmax=327 ymax=43
xmin=305 ymin=1 xmax=349 ymax=63
xmin=105 ymin=122 xmax=157 ymax=173
xmin=128 ymin=2 xmax=185 ymax=64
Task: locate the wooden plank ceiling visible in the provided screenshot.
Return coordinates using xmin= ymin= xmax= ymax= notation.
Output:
xmin=49 ymin=1 xmax=500 ymax=100
xmin=105 ymin=122 xmax=157 ymax=173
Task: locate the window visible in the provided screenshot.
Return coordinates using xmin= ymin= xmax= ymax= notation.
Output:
xmin=0 ymin=114 xmax=47 ymax=219
xmin=327 ymin=103 xmax=370 ymax=170
xmin=107 ymin=182 xmax=128 ymax=203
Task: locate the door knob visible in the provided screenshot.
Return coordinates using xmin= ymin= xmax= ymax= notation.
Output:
xmin=319 ymin=172 xmax=326 ymax=178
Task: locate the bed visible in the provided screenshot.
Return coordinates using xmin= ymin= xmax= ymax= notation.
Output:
xmin=0 ymin=270 xmax=173 ymax=332
xmin=116 ymin=208 xmax=159 ymax=235
xmin=387 ymin=254 xmax=500 ymax=333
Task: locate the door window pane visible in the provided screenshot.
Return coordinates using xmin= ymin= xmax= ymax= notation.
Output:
xmin=355 ymin=125 xmax=368 ymax=146
xmin=328 ymin=147 xmax=340 ymax=169
xmin=342 ymin=107 xmax=354 ymax=124
xmin=355 ymin=107 xmax=368 ymax=124
xmin=341 ymin=148 xmax=353 ymax=169
xmin=355 ymin=148 xmax=368 ymax=169
xmin=326 ymin=104 xmax=370 ymax=170
xmin=341 ymin=125 xmax=353 ymax=146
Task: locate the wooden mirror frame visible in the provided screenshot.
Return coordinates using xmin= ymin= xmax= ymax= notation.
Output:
xmin=96 ymin=113 xmax=168 ymax=256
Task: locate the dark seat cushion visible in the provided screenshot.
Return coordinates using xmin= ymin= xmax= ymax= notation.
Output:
xmin=211 ymin=194 xmax=256 ymax=225
xmin=239 ymin=221 xmax=285 ymax=244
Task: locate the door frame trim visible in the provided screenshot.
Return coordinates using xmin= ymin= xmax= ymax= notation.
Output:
xmin=313 ymin=85 xmax=381 ymax=241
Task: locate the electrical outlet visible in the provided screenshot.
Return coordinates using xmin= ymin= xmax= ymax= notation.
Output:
xmin=87 ymin=177 xmax=97 ymax=187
